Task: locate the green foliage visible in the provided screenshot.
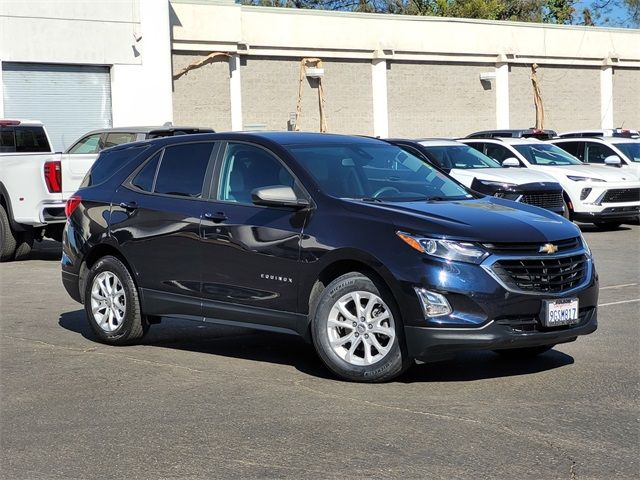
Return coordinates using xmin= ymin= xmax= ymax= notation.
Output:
xmin=242 ymin=0 xmax=638 ymax=26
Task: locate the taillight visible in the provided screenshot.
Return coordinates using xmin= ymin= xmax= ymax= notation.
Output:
xmin=65 ymin=195 xmax=81 ymax=218
xmin=44 ymin=160 xmax=62 ymax=193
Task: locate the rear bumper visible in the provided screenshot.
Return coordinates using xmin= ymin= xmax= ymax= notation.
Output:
xmin=40 ymin=201 xmax=66 ymax=224
xmin=405 ymin=307 xmax=597 ymax=360
xmin=61 ymin=270 xmax=82 ymax=304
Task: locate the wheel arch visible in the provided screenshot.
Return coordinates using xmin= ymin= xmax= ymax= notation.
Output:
xmin=79 ymin=242 xmax=137 ymax=304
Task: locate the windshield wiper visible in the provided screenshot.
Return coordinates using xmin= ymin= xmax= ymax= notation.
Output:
xmin=361 ymin=197 xmax=384 ymax=203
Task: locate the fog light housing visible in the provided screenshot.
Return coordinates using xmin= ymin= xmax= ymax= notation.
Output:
xmin=414 ymin=288 xmax=452 ymax=317
xmin=580 ymin=188 xmax=592 ymax=200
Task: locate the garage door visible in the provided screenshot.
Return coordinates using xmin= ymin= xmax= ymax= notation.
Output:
xmin=2 ymin=62 xmax=112 ymax=152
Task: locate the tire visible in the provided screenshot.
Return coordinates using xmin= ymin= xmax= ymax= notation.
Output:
xmin=13 ymin=230 xmax=34 ymax=261
xmin=84 ymin=255 xmax=149 ymax=345
xmin=0 ymin=205 xmax=17 ymax=262
xmin=494 ymin=345 xmax=554 ymax=358
xmin=593 ymin=222 xmax=622 ymax=230
xmin=311 ymin=272 xmax=411 ymax=382
xmin=562 ymin=197 xmax=571 ymax=220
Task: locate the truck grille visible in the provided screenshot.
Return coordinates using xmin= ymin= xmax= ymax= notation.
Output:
xmin=519 ymin=192 xmax=564 ymax=210
xmin=601 ymin=188 xmax=640 ymax=203
xmin=483 ymin=237 xmax=580 ymax=255
xmin=492 ymin=254 xmax=588 ymax=293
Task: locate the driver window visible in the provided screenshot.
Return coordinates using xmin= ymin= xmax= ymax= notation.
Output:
xmin=585 ymin=143 xmax=615 ymax=164
xmin=218 ymin=143 xmax=295 ymax=205
xmin=68 ymin=133 xmax=102 ymax=154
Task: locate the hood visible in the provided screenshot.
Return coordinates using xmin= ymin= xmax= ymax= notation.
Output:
xmin=342 ymin=197 xmax=580 ymax=243
xmin=534 ymin=164 xmax=639 ymax=182
xmin=451 ymin=167 xmax=556 ymax=185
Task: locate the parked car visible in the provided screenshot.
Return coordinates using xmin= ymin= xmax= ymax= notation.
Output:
xmin=0 ymin=121 xmax=213 ymax=262
xmin=557 ymin=128 xmax=639 ymax=139
xmin=62 ymin=132 xmax=598 ymax=382
xmin=387 ymin=139 xmax=565 ymax=216
xmin=550 ymin=137 xmax=640 ymax=178
xmin=466 ymin=129 xmax=557 ymax=140
xmin=460 ymin=137 xmax=640 ymax=229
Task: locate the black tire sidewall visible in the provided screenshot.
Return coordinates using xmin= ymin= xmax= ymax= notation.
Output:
xmin=312 ymin=272 xmax=407 ymax=382
xmin=84 ymin=256 xmax=144 ymax=344
xmin=0 ymin=205 xmax=17 ymax=261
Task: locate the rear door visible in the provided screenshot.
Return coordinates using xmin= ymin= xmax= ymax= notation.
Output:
xmin=110 ymin=141 xmax=218 ymax=316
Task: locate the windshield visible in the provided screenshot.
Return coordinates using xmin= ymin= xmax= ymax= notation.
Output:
xmin=287 ymin=142 xmax=473 ymax=201
xmin=613 ymin=142 xmax=640 ymax=163
xmin=422 ymin=145 xmax=501 ymax=169
xmin=513 ymin=144 xmax=582 ymax=166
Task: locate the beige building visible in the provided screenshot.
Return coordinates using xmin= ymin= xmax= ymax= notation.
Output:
xmin=170 ymin=0 xmax=640 ymax=138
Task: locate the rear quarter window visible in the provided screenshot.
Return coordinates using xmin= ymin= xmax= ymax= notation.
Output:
xmin=80 ymin=145 xmax=151 ymax=188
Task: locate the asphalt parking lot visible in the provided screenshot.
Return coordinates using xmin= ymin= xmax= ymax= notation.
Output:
xmin=1 ymin=224 xmax=638 ymax=479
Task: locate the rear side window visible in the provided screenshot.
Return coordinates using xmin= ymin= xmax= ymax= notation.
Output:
xmin=81 ymin=145 xmax=150 ymax=188
xmin=0 ymin=126 xmax=51 ymax=153
xmin=154 ymin=143 xmax=214 ymax=197
xmin=131 ymin=152 xmax=161 ymax=192
xmin=104 ymin=132 xmax=137 ymax=149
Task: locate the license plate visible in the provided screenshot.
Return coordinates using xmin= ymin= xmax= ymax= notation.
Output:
xmin=543 ymin=298 xmax=579 ymax=327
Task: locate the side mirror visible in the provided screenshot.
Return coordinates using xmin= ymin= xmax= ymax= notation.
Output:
xmin=604 ymin=155 xmax=622 ymax=167
xmin=251 ymin=185 xmax=310 ymax=209
xmin=502 ymin=158 xmax=520 ymax=168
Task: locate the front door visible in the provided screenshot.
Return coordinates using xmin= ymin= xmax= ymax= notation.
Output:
xmin=200 ymin=141 xmax=307 ymax=326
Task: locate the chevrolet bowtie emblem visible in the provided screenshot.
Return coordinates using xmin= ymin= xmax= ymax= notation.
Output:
xmin=540 ymin=243 xmax=558 ymax=254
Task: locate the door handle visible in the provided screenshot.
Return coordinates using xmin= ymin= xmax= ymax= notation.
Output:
xmin=204 ymin=211 xmax=227 ymax=223
xmin=119 ymin=201 xmax=138 ymax=211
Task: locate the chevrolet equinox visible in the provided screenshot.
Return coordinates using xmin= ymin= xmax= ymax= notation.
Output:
xmin=61 ymin=132 xmax=598 ymax=382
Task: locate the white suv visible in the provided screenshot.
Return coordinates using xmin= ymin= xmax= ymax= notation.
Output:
xmin=459 ymin=137 xmax=640 ymax=229
xmin=550 ymin=136 xmax=640 ymax=178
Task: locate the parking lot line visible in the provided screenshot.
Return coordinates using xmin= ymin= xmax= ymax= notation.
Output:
xmin=600 ymin=283 xmax=638 ymax=290
xmin=598 ymin=299 xmax=640 ymax=307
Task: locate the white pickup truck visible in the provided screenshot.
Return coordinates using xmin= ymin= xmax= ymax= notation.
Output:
xmin=1 ymin=120 xmax=214 ymax=261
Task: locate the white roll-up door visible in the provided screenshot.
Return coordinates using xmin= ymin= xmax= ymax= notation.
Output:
xmin=2 ymin=62 xmax=112 ymax=152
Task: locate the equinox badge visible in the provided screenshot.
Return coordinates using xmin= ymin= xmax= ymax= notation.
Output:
xmin=539 ymin=243 xmax=559 ymax=254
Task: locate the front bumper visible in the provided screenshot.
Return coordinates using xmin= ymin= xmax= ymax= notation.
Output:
xmin=405 ymin=307 xmax=597 ymax=360
xmin=572 ymin=205 xmax=640 ymax=222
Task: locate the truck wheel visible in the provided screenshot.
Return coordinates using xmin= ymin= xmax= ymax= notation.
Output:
xmin=494 ymin=345 xmax=554 ymax=358
xmin=311 ymin=272 xmax=411 ymax=382
xmin=84 ymin=255 xmax=149 ymax=345
xmin=13 ymin=230 xmax=34 ymax=261
xmin=0 ymin=205 xmax=17 ymax=262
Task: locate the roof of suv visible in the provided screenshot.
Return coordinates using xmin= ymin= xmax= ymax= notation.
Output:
xmin=558 ymin=129 xmax=639 ymax=139
xmin=387 ymin=138 xmax=462 ymax=147
xmin=466 ymin=129 xmax=557 ymax=139
xmin=82 ymin=125 xmax=215 ymax=136
xmin=460 ymin=137 xmax=544 ymax=146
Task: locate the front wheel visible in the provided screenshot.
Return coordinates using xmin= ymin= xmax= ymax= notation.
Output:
xmin=312 ymin=272 xmax=410 ymax=382
xmin=84 ymin=255 xmax=149 ymax=345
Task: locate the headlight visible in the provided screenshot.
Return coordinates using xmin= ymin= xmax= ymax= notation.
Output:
xmin=396 ymin=232 xmax=489 ymax=264
xmin=567 ymin=176 xmax=606 ymax=182
xmin=477 ymin=180 xmax=516 ymax=188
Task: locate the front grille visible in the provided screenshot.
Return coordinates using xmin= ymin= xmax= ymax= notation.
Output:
xmin=519 ymin=192 xmax=564 ymax=210
xmin=492 ymin=254 xmax=588 ymax=293
xmin=483 ymin=237 xmax=580 ymax=255
xmin=601 ymin=188 xmax=640 ymax=203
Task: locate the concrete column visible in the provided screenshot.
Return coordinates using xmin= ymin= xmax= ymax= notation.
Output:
xmin=495 ymin=62 xmax=509 ymax=129
xmin=600 ymin=66 xmax=613 ymax=130
xmin=229 ymin=54 xmax=243 ymax=131
xmin=371 ymin=58 xmax=388 ymax=138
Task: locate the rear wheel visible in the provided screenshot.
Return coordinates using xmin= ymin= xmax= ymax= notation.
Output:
xmin=0 ymin=205 xmax=17 ymax=262
xmin=312 ymin=272 xmax=411 ymax=382
xmin=494 ymin=345 xmax=554 ymax=358
xmin=593 ymin=221 xmax=622 ymax=230
xmin=84 ymin=255 xmax=149 ymax=345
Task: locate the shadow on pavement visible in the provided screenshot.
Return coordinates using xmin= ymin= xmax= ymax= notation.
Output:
xmin=25 ymin=239 xmax=62 ymax=261
xmin=59 ymin=310 xmax=574 ymax=383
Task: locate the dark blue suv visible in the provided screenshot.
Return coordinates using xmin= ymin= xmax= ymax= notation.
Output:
xmin=61 ymin=132 xmax=598 ymax=382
